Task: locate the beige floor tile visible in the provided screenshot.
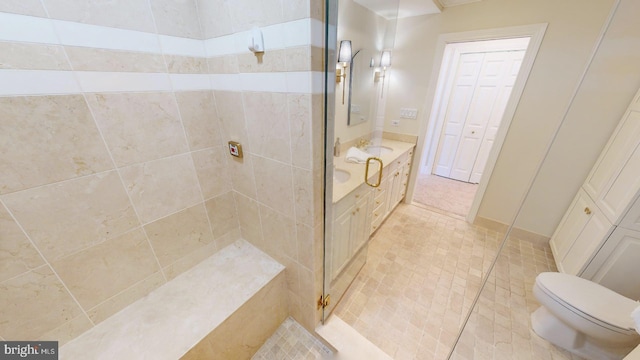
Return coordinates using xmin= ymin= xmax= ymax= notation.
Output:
xmin=413 ymin=174 xmax=477 ymax=217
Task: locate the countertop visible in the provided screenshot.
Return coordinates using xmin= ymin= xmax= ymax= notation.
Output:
xmin=332 ymin=139 xmax=416 ymax=203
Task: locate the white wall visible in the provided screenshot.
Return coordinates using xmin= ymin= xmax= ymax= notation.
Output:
xmin=385 ymin=0 xmax=626 ymax=231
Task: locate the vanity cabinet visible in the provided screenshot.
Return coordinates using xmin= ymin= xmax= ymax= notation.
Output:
xmin=550 ymin=88 xmax=640 ymax=298
xmin=331 ymin=183 xmax=372 ymax=280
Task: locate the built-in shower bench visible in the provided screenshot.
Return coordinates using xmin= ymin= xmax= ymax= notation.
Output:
xmin=59 ymin=239 xmax=287 ymax=359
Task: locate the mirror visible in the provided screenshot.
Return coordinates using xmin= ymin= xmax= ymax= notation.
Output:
xmin=334 ymin=0 xmax=398 ymax=146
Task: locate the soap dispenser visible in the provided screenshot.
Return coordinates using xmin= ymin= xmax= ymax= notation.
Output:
xmin=334 ymin=137 xmax=341 ymax=157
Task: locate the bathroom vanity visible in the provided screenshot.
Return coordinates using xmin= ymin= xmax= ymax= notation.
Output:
xmin=550 ymin=88 xmax=640 ymax=300
xmin=329 ymin=139 xmax=415 ymax=284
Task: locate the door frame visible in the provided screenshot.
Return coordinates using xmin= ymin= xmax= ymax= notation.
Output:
xmin=406 ymin=23 xmax=548 ymax=223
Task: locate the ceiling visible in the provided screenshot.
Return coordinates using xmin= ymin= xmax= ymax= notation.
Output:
xmin=353 ymin=0 xmax=482 ymax=19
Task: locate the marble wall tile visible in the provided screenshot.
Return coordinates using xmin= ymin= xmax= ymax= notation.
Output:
xmin=0 ymin=0 xmax=47 ymax=17
xmin=191 ymin=147 xmax=231 ymax=200
xmin=259 ymin=205 xmax=297 ymax=262
xmin=237 ymin=50 xmax=286 ymax=73
xmin=283 ymin=0 xmax=311 ymax=22
xmin=65 ymin=46 xmax=167 ymax=73
xmin=227 ymin=0 xmax=284 ymax=33
xmin=205 ymin=192 xmax=240 ymax=238
xmin=42 ymin=0 xmax=156 ymax=33
xmin=0 ymin=202 xmax=44 ymax=283
xmin=214 ymin=230 xmax=240 ymax=251
xmin=86 ymin=271 xmax=165 ymax=324
xmin=0 ymin=42 xmax=71 ymax=70
xmin=296 ymin=224 xmax=314 ymax=271
xmin=0 ymin=265 xmax=84 ymax=340
xmin=228 ymin=156 xmax=258 ymax=199
xmin=285 ymin=46 xmax=312 ymax=72
xmin=292 ymin=167 xmax=313 ymax=227
xmin=119 ymin=154 xmax=202 ymax=224
xmin=87 ymin=92 xmax=188 ymax=167
xmin=40 ymin=314 xmax=93 ymax=347
xmin=174 ymin=91 xmax=221 ymax=151
xmin=196 ymin=0 xmax=233 ymax=39
xmin=207 ymin=56 xmax=239 ymax=74
xmin=244 ymin=92 xmax=291 ymax=163
xmin=233 ymin=192 xmax=263 ymax=247
xmin=162 ymin=241 xmax=217 ymax=281
xmin=51 ymin=228 xmax=160 ymax=310
xmin=213 ymin=91 xmax=249 ymax=153
xmin=165 ymin=55 xmax=208 ymax=74
xmin=0 ymin=95 xmax=113 ymax=195
xmin=252 ymin=155 xmax=295 ymax=217
xmin=2 ymin=171 xmax=139 ymax=262
xmin=144 ymin=203 xmax=214 ymax=267
xmin=288 ymin=93 xmax=313 ymax=170
xmin=150 ymin=0 xmax=202 ymax=39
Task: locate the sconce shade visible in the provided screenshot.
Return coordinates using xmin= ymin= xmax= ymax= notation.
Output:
xmin=338 ymin=40 xmax=352 ymax=63
xmin=380 ymin=51 xmax=391 ymax=68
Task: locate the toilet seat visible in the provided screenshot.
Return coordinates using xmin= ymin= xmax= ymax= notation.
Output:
xmin=536 ymin=272 xmax=638 ymax=336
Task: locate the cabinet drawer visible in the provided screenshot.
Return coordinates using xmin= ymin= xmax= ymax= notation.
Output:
xmin=334 ymin=184 xmax=370 ymax=219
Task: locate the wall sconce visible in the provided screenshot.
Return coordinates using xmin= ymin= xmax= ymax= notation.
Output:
xmin=374 ymin=50 xmax=392 ymax=98
xmin=337 ymin=40 xmax=352 ymax=104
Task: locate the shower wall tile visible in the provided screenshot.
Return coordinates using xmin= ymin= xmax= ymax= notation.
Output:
xmin=86 ymin=271 xmax=165 ymax=324
xmin=237 ymin=50 xmax=287 ymax=73
xmin=162 ymin=241 xmax=218 ymax=281
xmin=205 ymin=191 xmax=240 ymax=238
xmin=87 ymin=92 xmax=188 ymax=167
xmin=164 ymin=55 xmax=208 ymax=74
xmin=234 ymin=192 xmax=263 ymax=246
xmin=228 ymin=155 xmax=258 ymax=199
xmin=214 ymin=91 xmax=250 ymax=153
xmin=293 ymin=167 xmax=313 ymax=227
xmin=119 ymin=154 xmax=202 ymax=224
xmin=191 ymin=147 xmax=231 ymax=200
xmin=244 ymin=92 xmax=291 ymax=163
xmin=196 ymin=0 xmax=233 ymax=38
xmin=150 ymin=0 xmax=202 ymax=39
xmin=0 ymin=202 xmax=45 ymax=283
xmin=144 ymin=203 xmax=214 ymax=267
xmin=296 ymin=223 xmax=314 ymax=270
xmin=65 ymin=47 xmax=167 ymax=73
xmin=259 ymin=205 xmax=297 ymax=262
xmin=227 ymin=0 xmax=285 ymax=33
xmin=0 ymin=42 xmax=70 ymax=70
xmin=289 ymin=93 xmax=313 ymax=169
xmin=252 ymin=155 xmax=295 ymax=218
xmin=0 ymin=95 xmax=113 ymax=195
xmin=42 ymin=0 xmax=156 ymax=33
xmin=0 ymin=0 xmax=47 ymax=17
xmin=2 ymin=171 xmax=139 ymax=262
xmin=207 ymin=55 xmax=239 ymax=74
xmin=0 ymin=265 xmax=84 ymax=340
xmin=175 ymin=91 xmax=221 ymax=151
xmin=40 ymin=314 xmax=93 ymax=347
xmin=51 ymin=228 xmax=160 ymax=310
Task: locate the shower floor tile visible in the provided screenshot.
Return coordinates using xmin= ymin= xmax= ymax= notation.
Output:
xmin=332 ymin=203 xmax=581 ymax=360
xmin=253 ymin=317 xmax=332 ymax=360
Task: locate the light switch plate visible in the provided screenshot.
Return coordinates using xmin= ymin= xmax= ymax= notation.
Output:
xmin=400 ymin=108 xmax=418 ymax=119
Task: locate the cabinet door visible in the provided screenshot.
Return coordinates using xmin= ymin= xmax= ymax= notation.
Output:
xmin=583 ymin=91 xmax=640 ymax=224
xmin=620 ymin=194 xmax=640 ymax=232
xmin=331 ymin=207 xmax=354 ymax=281
xmin=583 ymin=227 xmax=640 ymax=299
xmin=352 ymin=192 xmax=372 ymax=253
xmin=550 ymin=189 xmax=614 ymax=275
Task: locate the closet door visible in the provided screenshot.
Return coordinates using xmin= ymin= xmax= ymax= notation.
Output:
xmin=583 ymin=91 xmax=640 ymax=224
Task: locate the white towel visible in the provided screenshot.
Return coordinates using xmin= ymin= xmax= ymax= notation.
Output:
xmin=345 ymin=147 xmax=372 ymax=164
xmin=632 ymin=302 xmax=640 ymax=335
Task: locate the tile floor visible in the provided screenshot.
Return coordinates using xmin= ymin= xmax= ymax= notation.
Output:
xmin=332 ymin=203 xmax=579 ymax=360
xmin=253 ymin=317 xmax=333 ymax=360
xmin=413 ymin=174 xmax=478 ymax=217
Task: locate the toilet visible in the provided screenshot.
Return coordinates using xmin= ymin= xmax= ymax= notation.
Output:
xmin=532 ymin=272 xmax=640 ymax=360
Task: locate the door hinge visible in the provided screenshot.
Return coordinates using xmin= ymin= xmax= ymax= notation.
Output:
xmin=317 ymin=294 xmax=330 ymax=310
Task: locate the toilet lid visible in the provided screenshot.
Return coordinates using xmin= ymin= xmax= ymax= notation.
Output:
xmin=536 ymin=272 xmax=638 ymax=331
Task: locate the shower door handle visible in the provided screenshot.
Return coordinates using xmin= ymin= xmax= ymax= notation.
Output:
xmin=365 ymin=157 xmax=383 ymax=188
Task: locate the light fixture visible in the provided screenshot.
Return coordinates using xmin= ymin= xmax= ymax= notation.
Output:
xmin=374 ymin=50 xmax=392 ymax=98
xmin=336 ymin=40 xmax=352 ymax=105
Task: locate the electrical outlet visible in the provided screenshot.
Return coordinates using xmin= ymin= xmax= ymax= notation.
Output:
xmin=391 ymin=119 xmax=400 ymax=127
xmin=400 ymin=108 xmax=418 ymax=119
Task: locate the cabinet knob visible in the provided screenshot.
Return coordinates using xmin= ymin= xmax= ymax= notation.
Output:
xmin=352 ymin=211 xmax=356 ymax=215
xmin=376 ymin=200 xmax=380 ymax=204
xmin=395 ymin=172 xmax=400 ymax=176
xmin=377 ymin=188 xmax=382 ymax=192
xmin=355 ymin=194 xmax=359 ymax=198
xmin=584 ymin=207 xmax=592 ymax=215
xmin=356 ymin=208 xmax=360 ymax=212
xmin=374 ymin=213 xmax=378 ymax=216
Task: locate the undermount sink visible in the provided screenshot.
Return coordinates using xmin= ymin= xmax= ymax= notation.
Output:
xmin=365 ymin=145 xmax=393 ymax=156
xmin=333 ymin=168 xmax=351 ymax=184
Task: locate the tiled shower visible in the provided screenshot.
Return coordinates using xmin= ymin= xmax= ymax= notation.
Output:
xmin=0 ymin=0 xmax=326 ymax=345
